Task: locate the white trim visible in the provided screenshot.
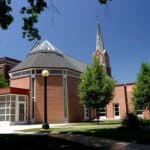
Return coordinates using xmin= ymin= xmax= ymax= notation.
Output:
xmin=9 ymin=69 xmax=32 ymax=79
xmin=10 ymin=68 xmax=81 ymax=79
xmin=100 ymin=116 xmax=106 ymax=119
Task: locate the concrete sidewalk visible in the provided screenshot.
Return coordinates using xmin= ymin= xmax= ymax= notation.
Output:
xmin=0 ymin=124 xmax=40 ymax=133
xmin=0 ymin=123 xmax=67 ymax=134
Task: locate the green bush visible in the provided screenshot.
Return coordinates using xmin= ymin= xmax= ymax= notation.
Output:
xmin=122 ymin=113 xmax=141 ymax=129
xmin=140 ymin=119 xmax=150 ymax=126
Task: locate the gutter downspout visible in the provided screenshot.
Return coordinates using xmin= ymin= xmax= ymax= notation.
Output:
xmin=124 ymin=84 xmax=129 ymax=115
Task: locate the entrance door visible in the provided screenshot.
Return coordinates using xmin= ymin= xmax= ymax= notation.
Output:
xmin=18 ymin=103 xmax=26 ymax=122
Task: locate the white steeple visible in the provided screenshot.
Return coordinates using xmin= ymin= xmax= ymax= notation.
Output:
xmin=96 ymin=16 xmax=104 ymax=51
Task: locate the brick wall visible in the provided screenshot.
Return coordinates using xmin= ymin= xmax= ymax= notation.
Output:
xmin=107 ymin=85 xmax=127 ymax=119
xmin=35 ymin=75 xmax=65 ymax=123
xmin=126 ymin=83 xmax=135 ymax=113
xmin=10 ymin=76 xmax=30 ymax=89
xmin=144 ymin=110 xmax=150 ymax=119
xmin=67 ymin=76 xmax=84 ymax=122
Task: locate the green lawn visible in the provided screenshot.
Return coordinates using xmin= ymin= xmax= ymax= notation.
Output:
xmin=22 ymin=120 xmax=122 ymax=133
xmin=21 ymin=120 xmax=150 ymax=145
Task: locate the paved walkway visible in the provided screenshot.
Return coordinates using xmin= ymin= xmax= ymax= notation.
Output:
xmin=0 ymin=123 xmax=67 ymax=133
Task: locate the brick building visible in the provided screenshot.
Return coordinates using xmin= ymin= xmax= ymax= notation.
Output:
xmin=0 ymin=57 xmax=20 ymax=80
xmin=0 ymin=20 xmax=149 ymax=125
xmin=0 ymin=40 xmax=87 ymax=125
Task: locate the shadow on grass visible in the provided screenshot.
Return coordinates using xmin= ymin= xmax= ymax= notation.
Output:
xmin=58 ymin=127 xmax=150 ymax=145
xmin=0 ymin=133 xmax=99 ymax=150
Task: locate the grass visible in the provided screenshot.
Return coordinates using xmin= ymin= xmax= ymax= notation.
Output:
xmin=22 ymin=120 xmax=122 ymax=133
xmin=20 ymin=120 xmax=150 ymax=145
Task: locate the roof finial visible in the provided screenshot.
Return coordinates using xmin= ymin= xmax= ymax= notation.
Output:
xmin=96 ymin=16 xmax=104 ymax=51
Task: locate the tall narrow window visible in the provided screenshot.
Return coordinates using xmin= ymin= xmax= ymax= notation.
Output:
xmin=63 ymin=74 xmax=68 ymax=121
xmin=31 ymin=78 xmax=35 ymax=97
xmin=99 ymin=107 xmax=106 ymax=119
xmin=31 ymin=77 xmax=35 ymax=119
xmin=84 ymin=105 xmax=89 ymax=120
xmin=113 ymin=104 xmax=120 ymax=118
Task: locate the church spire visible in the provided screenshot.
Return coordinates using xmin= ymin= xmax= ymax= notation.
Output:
xmin=96 ymin=16 xmax=104 ymax=51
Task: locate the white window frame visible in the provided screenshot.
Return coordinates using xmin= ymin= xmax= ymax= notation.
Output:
xmin=113 ymin=103 xmax=120 ymax=119
xmin=99 ymin=107 xmax=106 ymax=119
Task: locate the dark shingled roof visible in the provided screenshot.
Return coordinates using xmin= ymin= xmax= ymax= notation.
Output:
xmin=10 ymin=40 xmax=87 ymax=73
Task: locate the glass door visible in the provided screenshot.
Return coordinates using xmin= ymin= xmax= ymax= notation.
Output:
xmin=19 ymin=103 xmax=26 ymax=122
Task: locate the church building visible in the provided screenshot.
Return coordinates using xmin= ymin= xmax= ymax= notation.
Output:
xmin=0 ymin=20 xmax=149 ymax=125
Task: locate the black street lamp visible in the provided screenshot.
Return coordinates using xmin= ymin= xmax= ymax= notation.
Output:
xmin=42 ymin=69 xmax=50 ymax=129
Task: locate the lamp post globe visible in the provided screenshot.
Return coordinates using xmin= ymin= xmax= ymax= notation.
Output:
xmin=42 ymin=69 xmax=49 ymax=77
xmin=42 ymin=69 xmax=50 ymax=129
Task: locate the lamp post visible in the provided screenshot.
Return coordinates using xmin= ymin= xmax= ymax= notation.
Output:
xmin=42 ymin=69 xmax=49 ymax=129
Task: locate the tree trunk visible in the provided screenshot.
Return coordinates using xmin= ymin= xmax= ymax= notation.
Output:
xmin=96 ymin=108 xmax=99 ymax=125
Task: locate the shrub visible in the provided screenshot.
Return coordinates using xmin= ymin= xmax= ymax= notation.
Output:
xmin=140 ymin=119 xmax=150 ymax=126
xmin=122 ymin=113 xmax=141 ymax=129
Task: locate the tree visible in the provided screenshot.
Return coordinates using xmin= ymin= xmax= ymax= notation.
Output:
xmin=79 ymin=57 xmax=115 ymax=123
xmin=0 ymin=73 xmax=8 ymax=87
xmin=0 ymin=0 xmax=47 ymax=41
xmin=133 ymin=62 xmax=150 ymax=112
xmin=98 ymin=0 xmax=112 ymax=4
xmin=0 ymin=0 xmax=110 ymax=41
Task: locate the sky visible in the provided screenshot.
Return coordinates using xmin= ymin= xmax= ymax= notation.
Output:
xmin=0 ymin=0 xmax=149 ymax=84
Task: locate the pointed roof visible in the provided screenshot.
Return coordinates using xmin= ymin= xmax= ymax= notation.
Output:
xmin=96 ymin=17 xmax=104 ymax=51
xmin=30 ymin=40 xmax=63 ymax=54
xmin=10 ymin=40 xmax=87 ymax=73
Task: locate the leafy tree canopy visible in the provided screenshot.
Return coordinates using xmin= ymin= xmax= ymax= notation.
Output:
xmin=0 ymin=0 xmax=111 ymax=41
xmin=133 ymin=62 xmax=150 ymax=111
xmin=79 ymin=57 xmax=115 ymax=110
xmin=0 ymin=0 xmax=47 ymax=41
xmin=0 ymin=73 xmax=8 ymax=88
xmin=98 ymin=0 xmax=112 ymax=4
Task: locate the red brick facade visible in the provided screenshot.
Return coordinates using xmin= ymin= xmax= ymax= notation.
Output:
xmin=10 ymin=76 xmax=30 ymax=89
xmin=67 ymin=76 xmax=84 ymax=122
xmin=35 ymin=75 xmax=65 ymax=123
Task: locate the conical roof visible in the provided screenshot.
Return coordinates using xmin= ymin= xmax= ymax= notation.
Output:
xmin=30 ymin=40 xmax=63 ymax=54
xmin=10 ymin=40 xmax=87 ymax=73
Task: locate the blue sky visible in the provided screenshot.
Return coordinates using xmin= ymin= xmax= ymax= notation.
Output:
xmin=0 ymin=0 xmax=149 ymax=83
